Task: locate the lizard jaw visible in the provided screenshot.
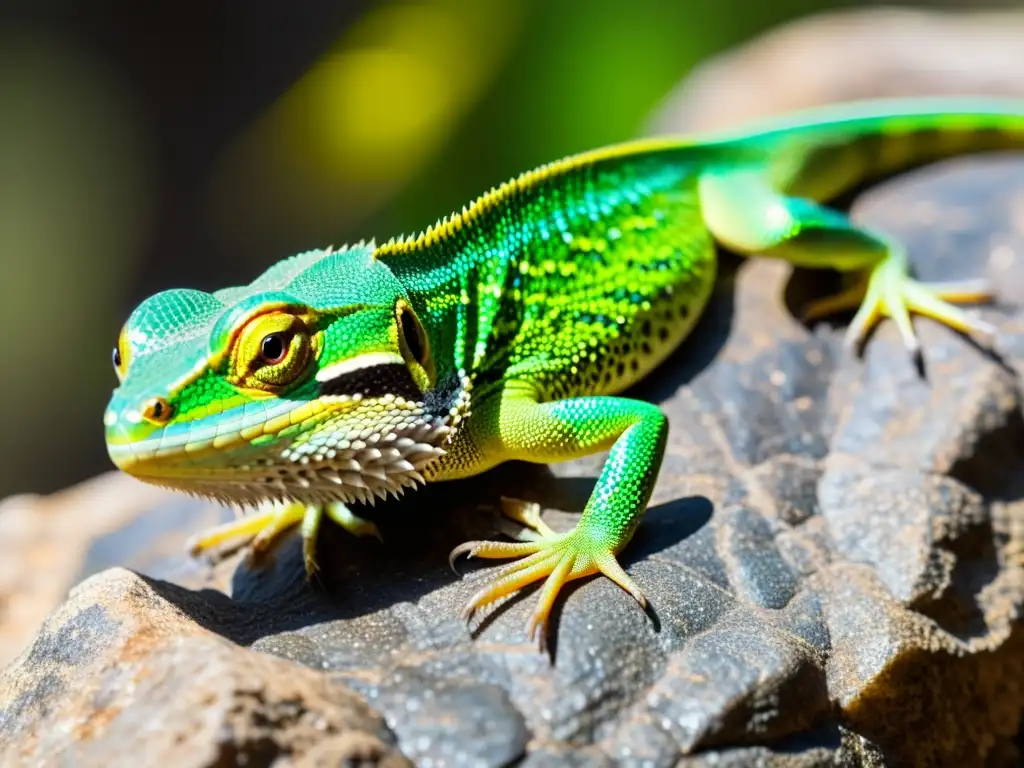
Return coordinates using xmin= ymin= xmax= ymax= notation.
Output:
xmin=111 ymin=371 xmax=474 ymax=510
xmin=121 ymin=415 xmax=452 ymax=509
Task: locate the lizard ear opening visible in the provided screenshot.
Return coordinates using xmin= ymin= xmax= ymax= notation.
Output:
xmin=396 ymin=300 xmax=434 ymax=389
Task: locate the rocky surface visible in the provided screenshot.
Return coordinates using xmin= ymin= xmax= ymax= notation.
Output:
xmin=4 ymin=12 xmax=1024 ymax=768
xmin=4 ymin=154 xmax=1023 ymax=768
xmin=0 ymin=472 xmax=220 ymax=667
xmin=0 ymin=568 xmax=409 ymax=767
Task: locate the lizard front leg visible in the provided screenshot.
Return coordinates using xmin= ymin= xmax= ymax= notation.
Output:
xmin=188 ymin=499 xmax=381 ymax=576
xmin=450 ymin=383 xmax=667 ymax=649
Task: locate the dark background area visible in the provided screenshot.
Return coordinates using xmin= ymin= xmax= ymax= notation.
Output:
xmin=0 ymin=0 xmax=1011 ymax=496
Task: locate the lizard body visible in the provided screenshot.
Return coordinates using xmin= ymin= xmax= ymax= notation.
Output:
xmin=106 ymin=98 xmax=1024 ymax=647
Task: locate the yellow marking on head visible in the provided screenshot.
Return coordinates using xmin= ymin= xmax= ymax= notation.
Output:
xmin=241 ymin=424 xmax=265 ymax=441
xmin=264 ymin=413 xmax=294 ymax=435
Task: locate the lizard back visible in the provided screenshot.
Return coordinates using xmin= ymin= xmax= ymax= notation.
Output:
xmin=376 ymin=150 xmax=718 ymax=402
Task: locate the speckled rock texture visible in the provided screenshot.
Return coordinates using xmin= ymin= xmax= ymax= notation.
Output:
xmin=4 ymin=16 xmax=1024 ymax=767
xmin=0 ymin=568 xmax=410 ymax=767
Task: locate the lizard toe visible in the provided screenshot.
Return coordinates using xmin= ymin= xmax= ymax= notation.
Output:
xmin=843 ymin=254 xmax=995 ymax=356
xmin=453 ymin=529 xmax=646 ymax=651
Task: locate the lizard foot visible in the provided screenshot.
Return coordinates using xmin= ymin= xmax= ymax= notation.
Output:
xmin=450 ymin=501 xmax=646 ymax=651
xmin=187 ymin=500 xmax=381 ymax=578
xmin=495 ymin=497 xmax=557 ymax=541
xmin=802 ymin=252 xmax=995 ymax=356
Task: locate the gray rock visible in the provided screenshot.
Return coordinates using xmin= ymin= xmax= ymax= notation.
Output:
xmin=0 ymin=569 xmax=408 ymax=767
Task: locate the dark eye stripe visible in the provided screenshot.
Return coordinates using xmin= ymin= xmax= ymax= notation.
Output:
xmin=317 ymin=363 xmax=422 ymax=401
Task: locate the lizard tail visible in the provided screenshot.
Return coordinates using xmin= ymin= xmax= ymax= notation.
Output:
xmin=711 ymin=97 xmax=1024 ymax=202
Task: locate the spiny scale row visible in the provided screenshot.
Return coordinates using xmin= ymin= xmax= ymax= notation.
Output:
xmin=280 ymin=418 xmax=447 ymax=463
xmin=271 ymin=418 xmax=449 ymax=499
xmin=376 ymin=154 xmax=589 ymax=256
xmin=160 ymin=419 xmax=450 ymax=510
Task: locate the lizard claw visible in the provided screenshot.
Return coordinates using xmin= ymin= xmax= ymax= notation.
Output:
xmin=802 ymin=251 xmax=996 ymax=357
xmin=452 ymin=529 xmax=645 ymax=652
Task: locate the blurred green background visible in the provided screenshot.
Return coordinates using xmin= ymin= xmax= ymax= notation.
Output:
xmin=0 ymin=0 xmax=1006 ymax=496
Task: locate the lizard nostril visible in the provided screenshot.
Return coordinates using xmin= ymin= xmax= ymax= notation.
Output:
xmin=142 ymin=396 xmax=173 ymax=425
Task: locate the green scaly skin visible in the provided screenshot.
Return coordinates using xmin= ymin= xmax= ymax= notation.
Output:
xmin=106 ymin=98 xmax=1024 ymax=648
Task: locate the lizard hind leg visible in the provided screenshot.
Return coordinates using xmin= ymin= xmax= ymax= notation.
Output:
xmin=801 ymin=271 xmax=993 ymax=324
xmin=799 ymin=256 xmax=995 ymax=353
xmin=699 ymin=170 xmax=996 ymax=357
xmin=840 ymin=254 xmax=995 ymax=354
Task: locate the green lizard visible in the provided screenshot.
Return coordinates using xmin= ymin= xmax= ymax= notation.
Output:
xmin=106 ymin=98 xmax=1023 ymax=648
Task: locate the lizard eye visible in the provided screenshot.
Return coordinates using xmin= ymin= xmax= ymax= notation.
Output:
xmin=259 ymin=332 xmax=289 ymax=365
xmin=232 ymin=311 xmax=316 ymax=391
xmin=113 ymin=326 xmax=131 ymax=382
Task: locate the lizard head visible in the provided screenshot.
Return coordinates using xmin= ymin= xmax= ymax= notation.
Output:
xmin=104 ymin=244 xmax=464 ymax=507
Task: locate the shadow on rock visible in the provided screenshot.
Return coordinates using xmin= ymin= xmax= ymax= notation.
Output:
xmin=141 ymin=463 xmax=715 ymax=651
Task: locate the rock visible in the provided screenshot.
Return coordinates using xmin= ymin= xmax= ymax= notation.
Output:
xmin=0 ymin=568 xmax=407 ymax=767
xmin=2 ymin=154 xmax=1020 ymax=767
xmin=0 ymin=472 xmax=229 ymax=669
xmin=4 ymin=12 xmax=1024 ymax=766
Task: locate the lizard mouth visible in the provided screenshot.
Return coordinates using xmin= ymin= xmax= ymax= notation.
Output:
xmin=106 ymin=397 xmax=460 ymax=508
xmin=107 ymin=370 xmax=473 ymax=508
